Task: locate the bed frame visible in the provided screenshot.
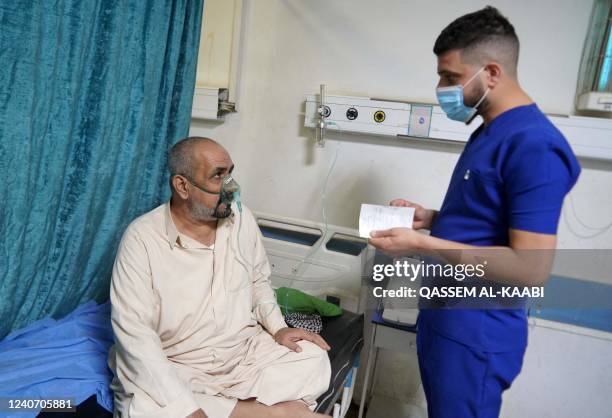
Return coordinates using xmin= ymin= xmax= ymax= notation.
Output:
xmin=254 ymin=211 xmax=371 ymax=417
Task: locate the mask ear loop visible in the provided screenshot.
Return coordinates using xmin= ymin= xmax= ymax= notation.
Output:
xmin=185 ymin=176 xmax=221 ymax=195
xmin=463 ymin=67 xmax=490 ymax=123
xmin=463 ymin=66 xmax=486 ymax=89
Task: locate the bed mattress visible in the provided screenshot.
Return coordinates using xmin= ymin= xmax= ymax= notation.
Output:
xmin=315 ymin=310 xmax=365 ymax=414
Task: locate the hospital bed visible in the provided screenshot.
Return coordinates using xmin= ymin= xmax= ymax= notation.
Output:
xmin=255 ymin=213 xmax=371 ymax=417
xmin=316 ymin=310 xmax=364 ymax=416
xmin=36 ymin=312 xmax=365 ymax=418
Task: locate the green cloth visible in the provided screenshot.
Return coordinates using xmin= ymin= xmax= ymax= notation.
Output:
xmin=275 ymin=287 xmax=342 ymax=317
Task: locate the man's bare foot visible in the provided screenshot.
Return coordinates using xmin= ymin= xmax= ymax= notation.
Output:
xmin=229 ymin=399 xmax=330 ymax=418
xmin=271 ymin=400 xmax=331 ymax=418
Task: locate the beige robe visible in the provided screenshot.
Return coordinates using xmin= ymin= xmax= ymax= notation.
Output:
xmin=108 ymin=203 xmax=331 ymax=418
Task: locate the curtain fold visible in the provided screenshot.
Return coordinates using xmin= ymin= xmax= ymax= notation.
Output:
xmin=0 ymin=0 xmax=203 ymax=338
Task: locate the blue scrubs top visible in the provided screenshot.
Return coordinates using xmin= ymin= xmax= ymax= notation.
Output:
xmin=422 ymin=104 xmax=581 ymax=352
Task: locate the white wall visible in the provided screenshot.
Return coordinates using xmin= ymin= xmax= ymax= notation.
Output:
xmin=196 ymin=0 xmax=236 ymax=88
xmin=190 ymin=1 xmax=612 ymax=416
xmin=191 ymin=0 xmax=612 ymax=250
xmin=502 ymin=320 xmax=612 ymax=418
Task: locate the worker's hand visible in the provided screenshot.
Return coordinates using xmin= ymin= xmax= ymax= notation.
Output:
xmin=389 ymin=199 xmax=436 ymax=230
xmin=274 ymin=327 xmax=331 ymax=352
xmin=185 ymin=409 xmax=207 ymax=418
xmin=368 ymin=227 xmax=425 ymax=257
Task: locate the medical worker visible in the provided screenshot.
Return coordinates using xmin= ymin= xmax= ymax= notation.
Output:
xmin=369 ymin=7 xmax=580 ymax=418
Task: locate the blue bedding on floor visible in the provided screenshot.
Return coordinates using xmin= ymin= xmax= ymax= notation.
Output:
xmin=0 ymin=301 xmax=114 ymax=417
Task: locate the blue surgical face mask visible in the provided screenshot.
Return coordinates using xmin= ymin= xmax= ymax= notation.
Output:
xmin=436 ymin=67 xmax=490 ymax=123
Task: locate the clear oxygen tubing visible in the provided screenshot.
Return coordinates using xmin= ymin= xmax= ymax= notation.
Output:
xmin=226 ymin=189 xmax=254 ymax=292
xmin=284 ymin=120 xmax=346 ymax=283
xmin=563 ymin=194 xmax=612 ymax=239
xmin=276 ymin=136 xmax=342 ymax=315
xmin=226 ymin=189 xmax=280 ymax=320
xmin=228 ymin=122 xmax=345 ymax=318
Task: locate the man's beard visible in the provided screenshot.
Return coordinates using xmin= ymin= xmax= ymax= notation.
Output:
xmin=466 ymin=82 xmax=489 ymax=111
xmin=187 ymin=198 xmax=232 ymax=222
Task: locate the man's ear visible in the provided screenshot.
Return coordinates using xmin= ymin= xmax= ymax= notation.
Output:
xmin=484 ymin=62 xmax=503 ymax=88
xmin=171 ymin=175 xmax=190 ymax=200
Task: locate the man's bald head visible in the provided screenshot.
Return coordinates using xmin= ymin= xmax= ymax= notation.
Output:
xmin=168 ymin=136 xmax=225 ymax=180
xmin=434 ymin=6 xmax=519 ymax=77
xmin=167 ymin=136 xmax=235 ymax=221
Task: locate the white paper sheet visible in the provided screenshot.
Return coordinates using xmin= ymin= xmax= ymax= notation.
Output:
xmin=359 ymin=204 xmax=415 ymax=238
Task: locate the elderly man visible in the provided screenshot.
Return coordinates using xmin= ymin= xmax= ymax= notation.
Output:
xmin=108 ymin=137 xmax=332 ymax=418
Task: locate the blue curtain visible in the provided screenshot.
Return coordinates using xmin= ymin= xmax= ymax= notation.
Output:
xmin=0 ymin=0 xmax=203 ymax=338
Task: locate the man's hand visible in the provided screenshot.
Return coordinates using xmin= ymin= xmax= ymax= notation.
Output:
xmin=186 ymin=409 xmax=207 ymax=418
xmin=368 ymin=227 xmax=425 ymax=257
xmin=274 ymin=327 xmax=331 ymax=352
xmin=389 ymin=199 xmax=437 ymax=230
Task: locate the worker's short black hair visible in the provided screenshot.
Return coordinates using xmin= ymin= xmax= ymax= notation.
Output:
xmin=434 ymin=6 xmax=519 ymax=75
